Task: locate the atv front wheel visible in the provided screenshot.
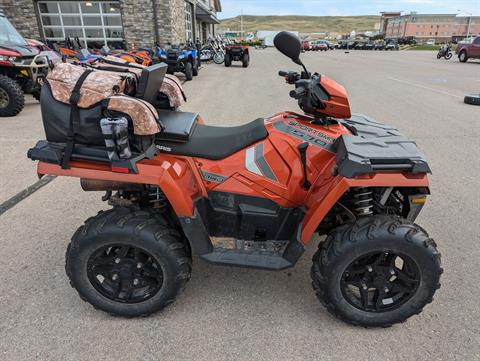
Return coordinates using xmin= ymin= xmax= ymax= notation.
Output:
xmin=184 ymin=62 xmax=193 ymax=81
xmin=311 ymin=215 xmax=442 ymax=327
xmin=192 ymin=58 xmax=199 ymax=76
xmin=0 ymin=75 xmax=25 ymax=117
xmin=65 ymin=207 xmax=192 ymax=317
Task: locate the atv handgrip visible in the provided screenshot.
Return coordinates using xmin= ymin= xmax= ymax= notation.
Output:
xmin=279 ymin=71 xmax=288 ymax=77
xmin=290 ymin=87 xmax=306 ymax=99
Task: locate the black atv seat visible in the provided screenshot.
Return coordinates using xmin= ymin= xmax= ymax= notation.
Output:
xmin=156 ymin=112 xmax=267 ymax=160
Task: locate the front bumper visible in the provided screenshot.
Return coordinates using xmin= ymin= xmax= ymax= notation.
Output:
xmin=11 ymin=54 xmax=49 ymax=84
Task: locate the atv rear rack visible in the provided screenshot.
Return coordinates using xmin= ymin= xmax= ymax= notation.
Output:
xmin=27 ymin=140 xmax=158 ymax=174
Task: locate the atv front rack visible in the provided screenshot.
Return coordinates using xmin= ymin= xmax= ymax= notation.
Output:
xmin=336 ymin=114 xmax=431 ymax=178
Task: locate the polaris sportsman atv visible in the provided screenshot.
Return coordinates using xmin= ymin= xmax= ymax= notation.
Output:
xmin=224 ymin=44 xmax=250 ymax=68
xmin=156 ymin=43 xmax=199 ymax=81
xmin=0 ymin=10 xmax=49 ymax=116
xmin=27 ymin=32 xmax=442 ymax=327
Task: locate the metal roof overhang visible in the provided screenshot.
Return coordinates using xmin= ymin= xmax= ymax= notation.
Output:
xmin=196 ymin=5 xmax=220 ymax=24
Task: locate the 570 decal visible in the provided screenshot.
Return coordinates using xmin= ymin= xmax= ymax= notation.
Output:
xmin=273 ymin=120 xmax=336 ymax=151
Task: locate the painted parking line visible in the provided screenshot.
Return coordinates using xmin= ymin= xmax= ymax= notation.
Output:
xmin=388 ymin=77 xmax=464 ymax=99
xmin=0 ymin=175 xmax=56 ymax=216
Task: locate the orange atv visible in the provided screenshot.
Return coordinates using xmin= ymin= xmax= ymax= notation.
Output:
xmin=27 ymin=32 xmax=442 ymax=327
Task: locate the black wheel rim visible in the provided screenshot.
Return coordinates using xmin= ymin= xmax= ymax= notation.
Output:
xmin=87 ymin=244 xmax=164 ymax=303
xmin=340 ymin=251 xmax=420 ymax=313
xmin=0 ymin=88 xmax=9 ymax=108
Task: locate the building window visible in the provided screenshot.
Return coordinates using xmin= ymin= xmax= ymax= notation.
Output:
xmin=37 ymin=1 xmax=123 ymax=47
xmin=185 ymin=1 xmax=193 ymax=42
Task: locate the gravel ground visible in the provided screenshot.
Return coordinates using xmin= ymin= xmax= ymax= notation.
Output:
xmin=0 ymin=49 xmax=479 ymax=361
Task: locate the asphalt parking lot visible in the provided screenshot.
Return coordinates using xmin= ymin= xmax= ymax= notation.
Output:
xmin=0 ymin=49 xmax=479 ymax=361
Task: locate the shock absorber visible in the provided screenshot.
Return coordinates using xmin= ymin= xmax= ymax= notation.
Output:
xmin=353 ymin=187 xmax=373 ymax=216
xmin=148 ymin=186 xmax=169 ymax=211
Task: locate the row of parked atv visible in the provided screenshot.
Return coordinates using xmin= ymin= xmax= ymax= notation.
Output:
xmin=0 ymin=7 xmax=251 ymax=117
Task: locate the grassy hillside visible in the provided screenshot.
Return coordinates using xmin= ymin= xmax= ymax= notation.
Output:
xmin=220 ymin=15 xmax=380 ymax=34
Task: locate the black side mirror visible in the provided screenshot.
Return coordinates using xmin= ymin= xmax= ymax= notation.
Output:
xmin=274 ymin=31 xmax=302 ymax=65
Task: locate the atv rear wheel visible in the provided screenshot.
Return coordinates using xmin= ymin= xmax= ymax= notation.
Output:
xmin=184 ymin=61 xmax=193 ymax=81
xmin=65 ymin=207 xmax=192 ymax=317
xmin=0 ymin=75 xmax=25 ymax=117
xmin=311 ymin=215 xmax=442 ymax=327
xmin=242 ymin=53 xmax=250 ymax=68
xmin=224 ymin=53 xmax=232 ymax=67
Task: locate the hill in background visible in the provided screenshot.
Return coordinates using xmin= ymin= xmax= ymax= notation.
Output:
xmin=220 ymin=15 xmax=380 ymax=35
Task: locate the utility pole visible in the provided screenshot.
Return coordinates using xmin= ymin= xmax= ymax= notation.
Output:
xmin=457 ymin=9 xmax=472 ymax=40
xmin=241 ymin=8 xmax=244 ymax=40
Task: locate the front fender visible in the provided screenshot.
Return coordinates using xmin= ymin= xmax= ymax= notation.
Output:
xmin=300 ymin=172 xmax=430 ymax=243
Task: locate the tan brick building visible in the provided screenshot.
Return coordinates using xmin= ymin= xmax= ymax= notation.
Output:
xmin=0 ymin=0 xmax=221 ymax=49
xmin=381 ymin=12 xmax=480 ymax=43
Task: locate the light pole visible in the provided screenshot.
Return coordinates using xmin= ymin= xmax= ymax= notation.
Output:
xmin=457 ymin=9 xmax=472 ymax=41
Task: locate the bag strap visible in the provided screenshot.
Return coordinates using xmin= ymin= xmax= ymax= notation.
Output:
xmin=61 ymin=69 xmax=94 ymax=169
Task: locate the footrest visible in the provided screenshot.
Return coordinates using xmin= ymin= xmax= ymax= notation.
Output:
xmin=200 ymin=249 xmax=293 ymax=270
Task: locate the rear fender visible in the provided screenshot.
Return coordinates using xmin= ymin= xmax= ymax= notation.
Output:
xmin=37 ymin=156 xmax=204 ymax=216
xmin=300 ymin=172 xmax=430 ymax=243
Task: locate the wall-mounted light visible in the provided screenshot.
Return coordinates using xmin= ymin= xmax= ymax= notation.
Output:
xmin=85 ymin=2 xmax=93 ymax=6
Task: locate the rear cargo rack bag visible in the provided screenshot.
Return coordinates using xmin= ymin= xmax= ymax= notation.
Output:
xmin=62 ymin=69 xmax=94 ymax=169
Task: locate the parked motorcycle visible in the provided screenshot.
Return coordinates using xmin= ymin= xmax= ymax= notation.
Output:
xmin=437 ymin=43 xmax=452 ymax=60
xmin=200 ymin=36 xmax=225 ymax=64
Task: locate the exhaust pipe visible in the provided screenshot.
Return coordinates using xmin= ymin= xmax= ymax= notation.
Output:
xmin=80 ymin=179 xmax=144 ymax=192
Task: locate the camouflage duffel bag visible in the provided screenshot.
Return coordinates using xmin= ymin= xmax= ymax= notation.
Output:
xmin=41 ymin=62 xmax=163 ymax=168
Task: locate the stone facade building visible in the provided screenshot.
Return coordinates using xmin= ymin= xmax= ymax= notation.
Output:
xmin=0 ymin=0 xmax=221 ymax=49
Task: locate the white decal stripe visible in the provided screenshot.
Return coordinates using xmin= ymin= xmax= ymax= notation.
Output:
xmin=245 ymin=147 xmax=263 ymax=176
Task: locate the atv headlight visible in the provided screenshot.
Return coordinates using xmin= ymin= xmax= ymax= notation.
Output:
xmin=0 ymin=55 xmax=16 ymax=61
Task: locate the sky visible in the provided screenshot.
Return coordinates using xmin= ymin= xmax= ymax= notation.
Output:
xmin=218 ymin=0 xmax=480 ymax=19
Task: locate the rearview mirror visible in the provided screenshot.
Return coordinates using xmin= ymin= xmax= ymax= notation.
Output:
xmin=274 ymin=32 xmax=302 ymax=65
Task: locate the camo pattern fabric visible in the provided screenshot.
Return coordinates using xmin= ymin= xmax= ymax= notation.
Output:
xmin=91 ymin=55 xmax=145 ymax=78
xmin=107 ymin=95 xmax=161 ymax=135
xmin=47 ymin=62 xmax=136 ymax=107
xmin=160 ymin=74 xmax=186 ymax=109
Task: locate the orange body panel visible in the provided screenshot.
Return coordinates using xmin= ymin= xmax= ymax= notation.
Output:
xmin=317 ymin=75 xmax=352 ymax=119
xmin=37 ymin=112 xmax=429 ymax=244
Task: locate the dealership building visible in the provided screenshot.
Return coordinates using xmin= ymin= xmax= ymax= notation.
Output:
xmin=0 ymin=0 xmax=222 ymax=49
xmin=380 ymin=12 xmax=480 ymax=42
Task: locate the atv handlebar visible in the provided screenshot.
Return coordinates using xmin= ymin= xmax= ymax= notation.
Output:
xmin=290 ymin=87 xmax=306 ymax=99
xmin=279 ymin=70 xmax=326 ymax=112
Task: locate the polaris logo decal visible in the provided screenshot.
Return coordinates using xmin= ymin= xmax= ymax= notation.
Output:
xmin=273 ymin=121 xmax=336 ymax=152
xmin=201 ymin=171 xmax=228 ymax=183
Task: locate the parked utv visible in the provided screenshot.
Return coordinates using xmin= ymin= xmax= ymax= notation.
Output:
xmin=27 ymin=32 xmax=442 ymax=328
xmin=0 ymin=10 xmax=49 ymax=116
xmin=156 ymin=43 xmax=199 ymax=81
xmin=224 ymin=45 xmax=250 ymax=67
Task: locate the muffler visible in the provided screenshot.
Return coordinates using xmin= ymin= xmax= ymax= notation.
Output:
xmin=80 ymin=179 xmax=144 ymax=192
